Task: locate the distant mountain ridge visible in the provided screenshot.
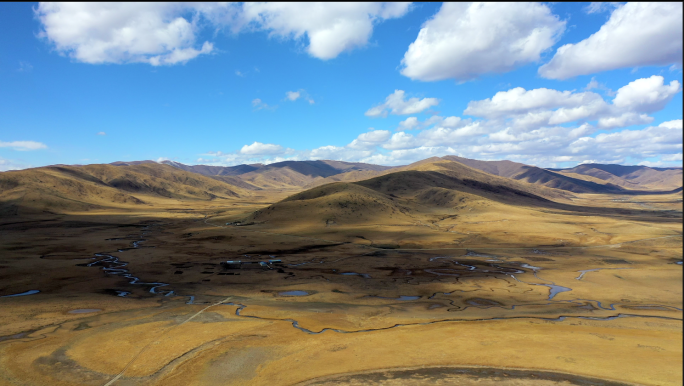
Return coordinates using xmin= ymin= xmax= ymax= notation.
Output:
xmin=549 ymin=163 xmax=683 ymax=190
xmin=147 ymin=158 xmax=682 ymax=193
xmin=2 ymin=157 xmax=681 ymax=216
xmin=0 ymin=163 xmax=247 ymax=215
xmin=439 ymin=156 xmax=682 ymax=194
xmin=158 ymin=159 xmax=393 ymax=189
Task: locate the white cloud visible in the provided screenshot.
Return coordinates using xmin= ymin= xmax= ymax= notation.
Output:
xmin=198 ymin=78 xmax=682 ymax=168
xmin=285 ymin=89 xmax=315 ymax=104
xmin=308 ymin=145 xmax=373 ymax=161
xmin=383 ymin=132 xmax=418 ymax=150
xmin=584 ymin=2 xmax=620 ymax=14
xmin=36 ymin=3 xmax=216 ymax=65
xmin=547 ymin=97 xmax=609 ymax=125
xmin=465 ymin=76 xmax=681 ymax=131
xmin=637 ymin=160 xmax=670 ymax=168
xmin=401 ymin=2 xmax=565 ymax=81
xmin=465 ymin=87 xmax=603 ymax=119
xmin=612 ymin=75 xmax=681 ymax=113
xmin=356 ymin=130 xmax=391 ymax=143
xmin=585 ymin=77 xmax=615 ymax=96
xmin=252 ymin=98 xmax=276 ymax=111
xmin=569 ymin=120 xmax=683 ymax=160
xmin=35 ymin=2 xmax=410 ymax=66
xmin=398 ymin=117 xmax=419 ymax=130
xmin=363 ymin=146 xmax=457 ymax=166
xmin=397 ymin=115 xmax=465 ymax=131
xmin=661 ymin=153 xmax=683 ymax=162
xmin=240 ymin=142 xmax=286 ymax=155
xmin=97 ymin=131 xmax=106 ymax=136
xmin=365 ymin=90 xmax=439 ymax=117
xmin=200 ymin=118 xmax=683 ymax=168
xmin=539 ymin=3 xmax=683 ymax=79
xmin=0 ymin=140 xmax=48 ymax=151
xmin=348 ymin=130 xmax=391 ymax=150
xmin=0 ymin=157 xmax=31 ymax=171
xmin=597 ymin=113 xmax=653 ymax=129
xmin=241 ymin=2 xmax=411 ymax=60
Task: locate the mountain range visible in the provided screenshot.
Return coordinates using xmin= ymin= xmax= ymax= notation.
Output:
xmin=0 ymin=156 xmax=681 ymax=216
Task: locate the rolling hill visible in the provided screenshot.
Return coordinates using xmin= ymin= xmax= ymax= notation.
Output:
xmin=440 ymin=156 xmax=631 ymax=194
xmin=161 ymin=159 xmax=393 ymax=189
xmin=159 ymin=157 xmax=682 ymax=193
xmin=305 ymin=156 xmax=637 ymax=194
xmin=244 ymin=159 xmax=573 ymax=228
xmin=0 ymin=163 xmax=247 ymax=215
xmin=552 ymin=164 xmax=683 ymax=190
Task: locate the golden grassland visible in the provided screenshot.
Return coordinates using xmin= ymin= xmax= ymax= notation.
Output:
xmin=0 ymin=186 xmax=681 ymax=385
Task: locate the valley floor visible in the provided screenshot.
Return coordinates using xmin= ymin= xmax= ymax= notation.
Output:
xmin=0 ymin=193 xmax=681 ymax=386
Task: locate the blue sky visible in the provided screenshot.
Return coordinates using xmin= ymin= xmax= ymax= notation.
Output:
xmin=0 ymin=2 xmax=682 ymax=171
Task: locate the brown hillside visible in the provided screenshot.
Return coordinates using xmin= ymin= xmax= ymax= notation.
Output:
xmin=244 ymin=164 xmax=567 ymax=228
xmin=559 ymin=164 xmax=683 ymax=190
xmin=402 ymin=160 xmax=572 ymax=201
xmin=441 ymin=156 xmax=629 ymax=194
xmin=302 ymin=170 xmax=387 ymax=189
xmin=247 ymin=182 xmax=414 ymax=226
xmin=0 ymin=163 xmax=247 ymax=215
xmin=162 ymin=159 xmax=392 ymax=189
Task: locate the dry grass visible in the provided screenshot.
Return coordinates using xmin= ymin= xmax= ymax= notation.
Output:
xmin=0 ymin=163 xmax=681 ymax=385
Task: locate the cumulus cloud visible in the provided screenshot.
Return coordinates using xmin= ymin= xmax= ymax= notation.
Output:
xmin=35 ymin=2 xmax=410 ymax=65
xmin=585 ymin=77 xmax=615 ymax=96
xmin=464 ymin=87 xmax=601 ymax=119
xmin=199 ymin=78 xmax=682 ymax=168
xmin=597 ymin=113 xmax=653 ymax=129
xmin=36 ymin=3 xmax=217 ymax=65
xmin=401 ymin=2 xmax=565 ymax=81
xmin=539 ymin=3 xmax=683 ymax=79
xmin=569 ymin=120 xmax=683 ymax=160
xmin=383 ymin=132 xmax=418 ymax=150
xmin=583 ymin=2 xmax=620 ymax=14
xmin=307 ymin=145 xmax=373 ymax=161
xmin=0 ymin=140 xmax=48 ymax=151
xmin=612 ymin=75 xmax=681 ymax=113
xmin=397 ymin=115 xmax=465 ymax=131
xmin=347 ymin=130 xmax=392 ymax=150
xmin=365 ymin=90 xmax=439 ymax=117
xmin=285 ymin=89 xmax=315 ymax=104
xmin=242 ymin=2 xmax=411 ymax=60
xmin=661 ymin=153 xmax=683 ymax=162
xmin=398 ymin=117 xmax=420 ymax=130
xmin=252 ymin=98 xmax=276 ymax=111
xmin=97 ymin=132 xmax=106 ymax=136
xmin=464 ymin=76 xmax=681 ymax=131
xmin=240 ymin=142 xmax=285 ymax=155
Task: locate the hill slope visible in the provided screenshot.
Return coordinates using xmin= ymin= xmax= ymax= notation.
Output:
xmin=245 ymin=160 xmax=570 ymax=228
xmin=441 ymin=156 xmax=630 ymax=194
xmin=161 ymin=160 xmax=392 ymax=189
xmin=0 ymin=163 xmax=247 ymax=215
xmin=554 ymin=164 xmax=683 ymax=190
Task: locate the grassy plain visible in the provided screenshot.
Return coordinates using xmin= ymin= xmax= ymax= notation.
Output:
xmin=0 ymin=188 xmax=681 ymax=385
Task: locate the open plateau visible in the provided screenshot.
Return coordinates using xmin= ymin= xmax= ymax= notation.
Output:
xmin=0 ymin=156 xmax=682 ymax=386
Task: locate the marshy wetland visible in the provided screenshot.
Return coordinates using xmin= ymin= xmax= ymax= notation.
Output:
xmin=0 ymin=186 xmax=681 ymax=386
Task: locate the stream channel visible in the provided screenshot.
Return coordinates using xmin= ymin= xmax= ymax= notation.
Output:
xmin=71 ymin=225 xmax=683 ymax=335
